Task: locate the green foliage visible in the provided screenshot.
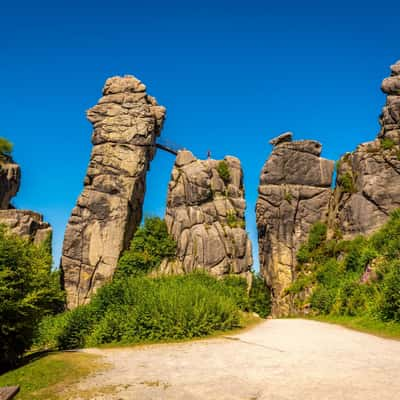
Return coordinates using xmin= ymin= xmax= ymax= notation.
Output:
xmin=310 ymin=287 xmax=335 ymax=314
xmin=226 ymin=210 xmax=245 ymax=228
xmin=36 ymin=272 xmax=271 ymax=350
xmin=248 ymin=273 xmax=271 ymax=318
xmin=284 ymin=191 xmax=293 ymax=203
xmin=338 ymin=172 xmax=355 ymax=193
xmin=0 ymin=227 xmax=65 ymax=371
xmin=291 ymin=210 xmax=400 ymax=326
xmin=116 ymin=217 xmax=176 ymax=278
xmin=381 ymin=138 xmax=396 ymax=150
xmin=308 ymin=222 xmax=327 ymax=251
xmin=380 ymin=261 xmax=400 ymax=322
xmin=217 ymin=160 xmax=231 ymax=183
xmin=0 ymin=137 xmax=13 ymax=158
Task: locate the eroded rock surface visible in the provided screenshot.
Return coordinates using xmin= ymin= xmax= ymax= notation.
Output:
xmin=0 ymin=155 xmax=51 ymax=245
xmin=0 ymin=156 xmax=20 ymax=209
xmin=256 ymin=135 xmax=334 ymax=316
xmin=0 ymin=209 xmax=51 ymax=244
xmin=161 ymin=150 xmax=252 ymax=276
xmin=61 ymin=75 xmax=166 ymax=309
xmin=329 ymin=60 xmax=400 ymax=238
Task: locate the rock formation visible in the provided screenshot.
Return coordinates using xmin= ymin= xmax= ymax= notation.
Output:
xmin=0 ymin=156 xmax=51 ymax=244
xmin=161 ymin=150 xmax=252 ymax=276
xmin=0 ymin=209 xmax=51 ymax=244
xmin=61 ymin=75 xmax=166 ymax=309
xmin=257 ymin=61 xmax=400 ymax=317
xmin=0 ymin=156 xmax=20 ymax=209
xmin=329 ymin=60 xmax=400 ymax=238
xmin=256 ymin=132 xmax=334 ymax=316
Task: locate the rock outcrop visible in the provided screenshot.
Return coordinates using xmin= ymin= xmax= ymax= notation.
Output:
xmin=256 ymin=133 xmax=334 ymax=316
xmin=61 ymin=75 xmax=166 ymax=309
xmin=0 ymin=156 xmax=20 ymax=209
xmin=329 ymin=60 xmax=400 ymax=238
xmin=0 ymin=209 xmax=51 ymax=244
xmin=161 ymin=150 xmax=252 ymax=276
xmin=0 ymin=156 xmax=51 ymax=244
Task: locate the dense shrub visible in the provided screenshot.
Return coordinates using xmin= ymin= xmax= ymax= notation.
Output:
xmin=36 ymin=271 xmax=271 ymax=350
xmin=290 ymin=211 xmax=400 ymax=325
xmin=248 ymin=273 xmax=271 ymax=318
xmin=380 ymin=262 xmax=400 ymax=322
xmin=0 ymin=227 xmax=65 ymax=371
xmin=116 ymin=217 xmax=176 ymax=278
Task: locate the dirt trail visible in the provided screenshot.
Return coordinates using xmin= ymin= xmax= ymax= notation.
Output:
xmin=74 ymin=319 xmax=400 ymax=399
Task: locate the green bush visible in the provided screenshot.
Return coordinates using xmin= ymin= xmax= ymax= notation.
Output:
xmin=310 ymin=287 xmax=335 ymax=314
xmin=0 ymin=137 xmax=13 ymax=158
xmin=307 ymin=222 xmax=327 ymax=251
xmin=36 ymin=271 xmax=272 ymax=350
xmin=116 ymin=217 xmax=176 ymax=278
xmin=381 ymin=138 xmax=395 ymax=150
xmin=248 ymin=273 xmax=271 ymax=318
xmin=380 ymin=262 xmax=400 ymax=322
xmin=37 ymin=274 xmax=245 ymax=349
xmin=217 ymin=161 xmax=231 ymax=183
xmin=338 ymin=172 xmax=355 ymax=193
xmin=0 ymin=227 xmax=65 ymax=371
xmin=291 ymin=209 xmax=400 ymax=327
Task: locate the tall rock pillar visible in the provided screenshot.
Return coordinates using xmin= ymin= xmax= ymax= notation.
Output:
xmin=161 ymin=150 xmax=253 ymax=276
xmin=329 ymin=60 xmax=400 ymax=238
xmin=256 ymin=133 xmax=334 ymax=316
xmin=61 ymin=76 xmax=166 ymax=309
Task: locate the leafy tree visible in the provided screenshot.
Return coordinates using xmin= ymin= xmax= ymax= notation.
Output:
xmin=0 ymin=227 xmax=65 ymax=371
xmin=0 ymin=137 xmax=13 ymax=159
xmin=116 ymin=217 xmax=177 ymax=278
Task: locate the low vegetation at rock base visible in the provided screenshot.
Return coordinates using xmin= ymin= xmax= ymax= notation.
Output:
xmin=0 ymin=226 xmax=64 ymax=372
xmin=288 ymin=210 xmax=400 ymax=334
xmin=35 ymin=272 xmax=269 ymax=350
xmin=34 ymin=217 xmax=270 ymax=351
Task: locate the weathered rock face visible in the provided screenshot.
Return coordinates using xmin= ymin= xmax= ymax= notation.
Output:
xmin=0 ymin=157 xmax=20 ymax=209
xmin=0 ymin=210 xmax=51 ymax=244
xmin=329 ymin=60 xmax=400 ymax=238
xmin=161 ymin=150 xmax=252 ymax=276
xmin=256 ymin=133 xmax=334 ymax=316
xmin=61 ymin=75 xmax=166 ymax=309
xmin=0 ymin=155 xmax=51 ymax=244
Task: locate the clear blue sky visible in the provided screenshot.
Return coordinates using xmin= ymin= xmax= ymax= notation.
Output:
xmin=1 ymin=0 xmax=399 ymax=269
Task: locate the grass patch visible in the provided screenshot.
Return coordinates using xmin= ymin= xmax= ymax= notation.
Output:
xmin=0 ymin=352 xmax=105 ymax=400
xmin=307 ymin=315 xmax=400 ymax=340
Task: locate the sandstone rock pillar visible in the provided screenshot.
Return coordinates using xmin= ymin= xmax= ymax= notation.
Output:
xmin=256 ymin=133 xmax=334 ymax=316
xmin=61 ymin=76 xmax=166 ymax=309
xmin=161 ymin=150 xmax=253 ymax=276
xmin=329 ymin=60 xmax=400 ymax=238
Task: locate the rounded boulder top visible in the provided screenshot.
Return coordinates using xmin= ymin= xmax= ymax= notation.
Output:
xmin=103 ymin=75 xmax=147 ymax=95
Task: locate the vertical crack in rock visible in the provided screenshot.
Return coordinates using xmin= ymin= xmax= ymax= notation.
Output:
xmin=61 ymin=75 xmax=166 ymax=309
xmin=256 ymin=132 xmax=334 ymax=316
xmin=160 ymin=150 xmax=253 ymax=277
xmin=329 ymin=60 xmax=400 ymax=238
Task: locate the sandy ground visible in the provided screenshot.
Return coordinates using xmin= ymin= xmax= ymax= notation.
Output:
xmin=74 ymin=319 xmax=400 ymax=400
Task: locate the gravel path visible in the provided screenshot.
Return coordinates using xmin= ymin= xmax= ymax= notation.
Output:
xmin=76 ymin=319 xmax=400 ymax=399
